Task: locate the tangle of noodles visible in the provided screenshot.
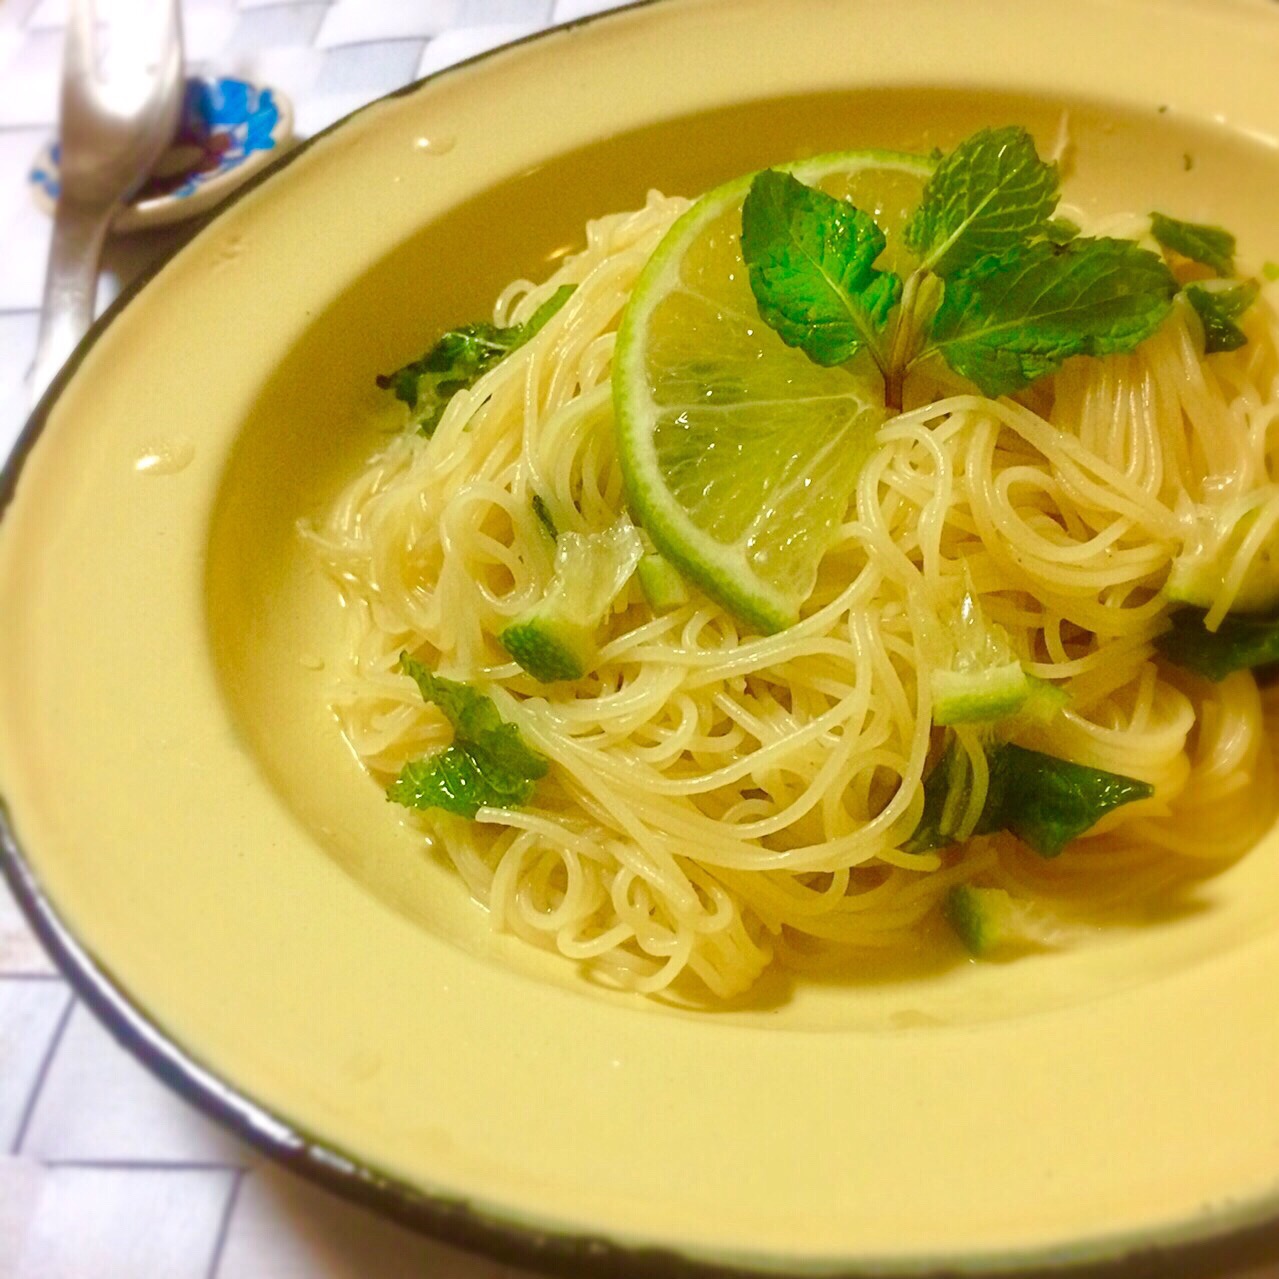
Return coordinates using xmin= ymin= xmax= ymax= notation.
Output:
xmin=306 ymin=188 xmax=1279 ymax=1000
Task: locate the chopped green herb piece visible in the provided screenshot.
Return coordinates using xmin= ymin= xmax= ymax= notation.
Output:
xmin=1263 ymin=261 xmax=1279 ymax=282
xmin=1166 ymin=497 xmax=1279 ymax=614
xmin=741 ymin=169 xmax=901 ymax=368
xmin=932 ymin=662 xmax=1028 ymax=725
xmin=532 ymin=493 xmax=559 ymax=540
xmin=903 ymin=743 xmax=964 ymax=854
xmin=1185 ymin=279 xmax=1258 ymax=354
xmin=944 ymin=885 xmax=1014 ymax=956
xmin=1150 ymin=211 xmax=1235 ymax=276
xmin=927 ymin=237 xmax=1177 ymax=397
xmin=906 ymin=739 xmax=1151 ymax=857
xmin=500 ymin=623 xmax=589 ymax=683
xmin=1154 ymin=608 xmax=1279 ymax=681
xmin=1044 ymin=216 xmax=1080 ymax=245
xmin=926 ymin=582 xmax=1031 ymax=725
xmin=378 ymin=285 xmax=575 ymax=435
xmin=943 ymin=885 xmax=1064 ymax=957
xmin=976 ymin=743 xmax=1152 ymax=857
xmin=904 ymin=126 xmax=1059 ymax=276
xmin=501 ymin=520 xmax=644 ymax=683
xmin=1021 ymin=676 xmax=1071 ymax=725
xmin=389 ymin=654 xmax=548 ymax=818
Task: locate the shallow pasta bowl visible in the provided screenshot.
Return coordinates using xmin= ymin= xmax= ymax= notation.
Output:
xmin=3 ymin=0 xmax=1279 ymax=1274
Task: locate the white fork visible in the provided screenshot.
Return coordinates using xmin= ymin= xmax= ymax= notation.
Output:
xmin=29 ymin=0 xmax=184 ymax=405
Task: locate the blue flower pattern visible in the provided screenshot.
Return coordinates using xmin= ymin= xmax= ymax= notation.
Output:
xmin=28 ymin=77 xmax=280 ymax=205
xmin=167 ymin=77 xmax=281 ymax=200
xmin=29 ymin=145 xmax=59 ymax=200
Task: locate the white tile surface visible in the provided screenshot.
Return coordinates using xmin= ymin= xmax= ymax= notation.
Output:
xmin=0 ymin=0 xmax=41 ymax=33
xmin=0 ymin=27 xmax=61 ymax=126
xmin=292 ymin=89 xmax=379 ymax=139
xmin=0 ymin=874 xmax=54 ymax=975
xmin=24 ymin=0 xmax=67 ymax=31
xmin=0 ymin=1159 xmax=234 ymax=1279
xmin=0 ymin=197 xmax=51 ymax=312
xmin=219 ymin=1 xmax=328 ymax=62
xmin=18 ymin=1002 xmax=247 ymax=1164
xmin=416 ymin=24 xmax=541 ymax=78
xmin=217 ymin=1163 xmax=529 ymax=1279
xmin=182 ymin=2 xmax=241 ymax=65
xmin=322 ymin=0 xmax=548 ymax=48
xmin=313 ymin=39 xmax=425 ymax=96
xmin=0 ymin=981 xmax=70 ymax=1148
xmin=316 ymin=0 xmax=451 ymax=48
xmin=551 ymin=0 xmax=628 ymax=22
xmin=0 ymin=26 xmax=24 ymax=75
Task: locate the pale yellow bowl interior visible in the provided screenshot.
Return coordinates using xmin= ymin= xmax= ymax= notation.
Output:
xmin=3 ymin=0 xmax=1279 ymax=1272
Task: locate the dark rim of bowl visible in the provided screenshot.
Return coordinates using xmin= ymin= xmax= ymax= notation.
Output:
xmin=3 ymin=2 xmax=1279 ymax=1276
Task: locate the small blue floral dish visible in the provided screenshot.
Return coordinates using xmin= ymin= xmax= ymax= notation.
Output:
xmin=30 ymin=75 xmax=293 ymax=232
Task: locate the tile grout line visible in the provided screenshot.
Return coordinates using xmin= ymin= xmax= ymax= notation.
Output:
xmin=205 ymin=1167 xmax=247 ymax=1279
xmin=314 ymin=34 xmax=430 ymax=52
xmin=8 ymin=987 xmax=73 ymax=1156
xmin=44 ymin=1158 xmax=249 ymax=1172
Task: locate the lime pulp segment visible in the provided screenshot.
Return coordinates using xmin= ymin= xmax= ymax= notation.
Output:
xmin=614 ymin=150 xmax=933 ymax=632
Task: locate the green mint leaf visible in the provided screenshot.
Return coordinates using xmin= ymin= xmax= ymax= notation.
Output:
xmin=377 ymin=285 xmax=574 ymax=435
xmin=906 ymin=739 xmax=1151 ymax=857
xmin=902 ymin=748 xmax=958 ymax=853
xmin=1185 ymin=279 xmax=1258 ymax=354
xmin=1149 ymin=211 xmax=1235 ymax=276
xmin=1044 ymin=216 xmax=1080 ymax=245
xmin=927 ymin=237 xmax=1177 ymax=396
xmin=903 ymin=126 xmax=1059 ymax=276
xmin=741 ymin=169 xmax=900 ymax=368
xmin=1154 ymin=608 xmax=1279 ymax=681
xmin=389 ymin=746 xmax=538 ymax=817
xmin=391 ymin=654 xmax=549 ymax=817
xmin=532 ymin=494 xmax=559 ymax=540
xmin=976 ymin=744 xmax=1152 ymax=857
xmin=522 ymin=284 xmax=577 ymax=336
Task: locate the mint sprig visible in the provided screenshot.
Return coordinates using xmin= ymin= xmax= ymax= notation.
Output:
xmin=1154 ymin=608 xmax=1279 ymax=681
xmin=741 ymin=169 xmax=900 ymax=370
xmin=378 ymin=285 xmax=575 ymax=435
xmin=389 ymin=654 xmax=549 ymax=818
xmin=740 ymin=127 xmax=1181 ymax=408
xmin=1150 ymin=212 xmax=1235 ymax=276
xmin=907 ymin=739 xmax=1152 ymax=857
xmin=1185 ymin=279 xmax=1258 ymax=354
xmin=904 ymin=126 xmax=1059 ymax=276
xmin=928 ymin=238 xmax=1178 ymax=397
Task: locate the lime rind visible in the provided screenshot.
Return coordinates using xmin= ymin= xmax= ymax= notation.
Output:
xmin=1165 ymin=488 xmax=1279 ymax=615
xmin=500 ymin=520 xmax=643 ymax=682
xmin=500 ymin=618 xmax=591 ymax=682
xmin=637 ymin=552 xmax=689 ymax=611
xmin=614 ymin=149 xmax=933 ymax=633
xmin=931 ymin=662 xmax=1029 ymax=725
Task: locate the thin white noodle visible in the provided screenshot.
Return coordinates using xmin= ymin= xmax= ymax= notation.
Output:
xmin=306 ymin=190 xmax=1279 ymax=998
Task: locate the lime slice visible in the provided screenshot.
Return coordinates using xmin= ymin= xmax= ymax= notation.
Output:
xmin=614 ymin=149 xmax=933 ymax=632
